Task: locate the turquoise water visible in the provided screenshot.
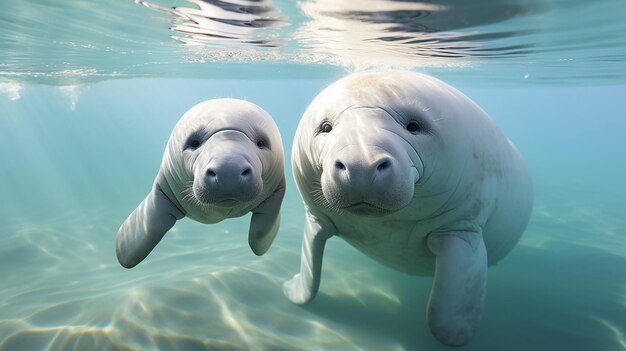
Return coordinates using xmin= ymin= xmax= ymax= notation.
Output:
xmin=1 ymin=1 xmax=626 ymax=351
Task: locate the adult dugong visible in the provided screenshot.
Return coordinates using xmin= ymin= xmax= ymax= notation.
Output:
xmin=116 ymin=99 xmax=285 ymax=268
xmin=284 ymin=71 xmax=533 ymax=346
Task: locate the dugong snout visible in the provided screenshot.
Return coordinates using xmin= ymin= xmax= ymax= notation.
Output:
xmin=191 ymin=130 xmax=264 ymax=206
xmin=331 ymin=147 xmax=397 ymax=193
xmin=198 ymin=155 xmax=262 ymax=205
xmin=322 ymin=144 xmax=414 ymax=216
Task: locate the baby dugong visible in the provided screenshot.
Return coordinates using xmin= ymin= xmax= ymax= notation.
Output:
xmin=116 ymin=99 xmax=285 ymax=268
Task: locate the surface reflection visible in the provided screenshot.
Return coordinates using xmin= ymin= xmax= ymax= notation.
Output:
xmin=296 ymin=0 xmax=545 ymax=67
xmin=135 ymin=0 xmax=288 ymax=47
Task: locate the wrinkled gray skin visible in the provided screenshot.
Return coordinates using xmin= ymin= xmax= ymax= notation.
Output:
xmin=116 ymin=99 xmax=285 ymax=269
xmin=284 ymin=71 xmax=533 ymax=346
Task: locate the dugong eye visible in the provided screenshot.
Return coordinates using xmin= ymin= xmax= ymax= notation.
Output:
xmin=184 ymin=130 xmax=207 ymax=151
xmin=406 ymin=121 xmax=421 ymax=134
xmin=185 ymin=139 xmax=201 ymax=150
xmin=256 ymin=139 xmax=267 ymax=149
xmin=320 ymin=122 xmax=333 ymax=133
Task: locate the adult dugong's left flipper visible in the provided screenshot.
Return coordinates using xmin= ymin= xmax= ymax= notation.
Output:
xmin=426 ymin=232 xmax=488 ymax=346
xmin=249 ymin=176 xmax=286 ymax=256
xmin=116 ymin=184 xmax=185 ymax=268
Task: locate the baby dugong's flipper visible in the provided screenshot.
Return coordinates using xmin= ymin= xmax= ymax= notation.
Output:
xmin=116 ymin=184 xmax=184 ymax=268
xmin=249 ymin=177 xmax=286 ymax=256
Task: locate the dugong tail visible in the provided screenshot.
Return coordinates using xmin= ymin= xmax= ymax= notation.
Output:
xmin=115 ymin=184 xmax=184 ymax=268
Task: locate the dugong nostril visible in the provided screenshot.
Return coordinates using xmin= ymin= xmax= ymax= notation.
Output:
xmin=335 ymin=160 xmax=346 ymax=171
xmin=376 ymin=160 xmax=391 ymax=172
xmin=241 ymin=167 xmax=252 ymax=177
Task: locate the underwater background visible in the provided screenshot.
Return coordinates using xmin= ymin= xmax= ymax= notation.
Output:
xmin=1 ymin=1 xmax=625 ymax=350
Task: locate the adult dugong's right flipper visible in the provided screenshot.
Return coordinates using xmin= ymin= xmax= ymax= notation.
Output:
xmin=116 ymin=183 xmax=184 ymax=268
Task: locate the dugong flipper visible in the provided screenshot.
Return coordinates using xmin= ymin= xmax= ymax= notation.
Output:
xmin=248 ymin=177 xmax=286 ymax=256
xmin=284 ymin=71 xmax=533 ymax=346
xmin=427 ymin=233 xmax=487 ymax=346
xmin=116 ymin=99 xmax=285 ymax=268
xmin=283 ymin=208 xmax=334 ymax=304
xmin=116 ymin=184 xmax=184 ymax=268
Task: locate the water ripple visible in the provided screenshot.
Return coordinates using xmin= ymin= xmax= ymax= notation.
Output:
xmin=135 ymin=0 xmax=289 ymax=47
xmin=0 ymin=0 xmax=624 ymax=84
xmin=294 ymin=0 xmax=546 ymax=68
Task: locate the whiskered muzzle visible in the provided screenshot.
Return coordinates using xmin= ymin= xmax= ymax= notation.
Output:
xmin=320 ymin=145 xmax=415 ymax=216
xmin=193 ymin=154 xmax=262 ymax=207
